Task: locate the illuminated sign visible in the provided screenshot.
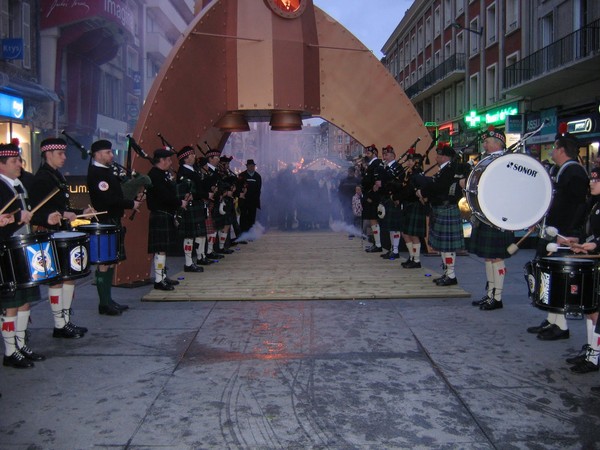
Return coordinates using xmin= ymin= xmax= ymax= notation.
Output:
xmin=567 ymin=118 xmax=593 ymax=134
xmin=0 ymin=92 xmax=24 ymax=119
xmin=464 ymin=103 xmax=519 ymax=128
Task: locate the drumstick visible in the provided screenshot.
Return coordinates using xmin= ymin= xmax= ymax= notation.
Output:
xmin=75 ymin=211 xmax=107 ymax=219
xmin=564 ymin=254 xmax=600 ymax=259
xmin=88 ymin=204 xmax=99 ymax=222
xmin=29 ymin=188 xmax=61 ymax=214
xmin=0 ymin=195 xmax=18 ymax=215
xmin=506 ymin=227 xmax=538 ymax=255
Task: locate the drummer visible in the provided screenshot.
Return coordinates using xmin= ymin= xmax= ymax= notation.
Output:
xmin=556 ymin=166 xmax=600 ymax=376
xmin=464 ymin=127 xmax=514 ymax=310
xmin=31 ymin=138 xmax=94 ymax=338
xmin=87 ymin=140 xmax=141 ymax=315
xmin=0 ymin=142 xmax=62 ymax=368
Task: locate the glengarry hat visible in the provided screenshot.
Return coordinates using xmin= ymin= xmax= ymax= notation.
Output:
xmin=436 ymin=142 xmax=456 ymax=157
xmin=177 ymin=145 xmax=195 ymax=161
xmin=0 ymin=142 xmax=20 ymax=158
xmin=40 ymin=137 xmax=67 ymax=153
xmin=154 ymin=148 xmax=175 ymax=159
xmin=481 ymin=125 xmax=506 ymax=145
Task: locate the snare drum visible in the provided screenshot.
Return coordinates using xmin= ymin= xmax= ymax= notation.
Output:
xmin=76 ymin=224 xmax=120 ymax=264
xmin=0 ymin=232 xmax=60 ymax=289
xmin=465 ymin=153 xmax=553 ymax=230
xmin=533 ymin=257 xmax=599 ymax=314
xmin=52 ymin=231 xmax=90 ymax=281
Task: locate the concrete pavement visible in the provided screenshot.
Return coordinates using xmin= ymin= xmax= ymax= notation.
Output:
xmin=1 ymin=238 xmax=599 ymax=449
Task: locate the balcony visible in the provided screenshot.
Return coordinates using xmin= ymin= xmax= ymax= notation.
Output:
xmin=146 ymin=32 xmax=172 ymax=62
xmin=504 ymin=18 xmax=600 ymax=97
xmin=404 ymin=53 xmax=466 ymax=102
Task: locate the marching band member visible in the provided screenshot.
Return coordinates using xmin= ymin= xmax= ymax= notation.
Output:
xmin=176 ymin=146 xmax=206 ymax=273
xmin=466 ymin=128 xmax=514 ymax=310
xmin=147 ymin=149 xmax=186 ymax=290
xmin=0 ymin=142 xmax=62 ymax=368
xmin=87 ymin=140 xmax=140 ymax=315
xmin=414 ymin=143 xmax=464 ymax=286
xmin=527 ymin=127 xmax=588 ymax=340
xmin=31 ymin=138 xmax=93 ymax=337
xmin=361 ymin=145 xmax=385 ymax=252
xmin=379 ymin=146 xmax=404 ymax=259
xmin=400 ymin=154 xmax=427 ymax=268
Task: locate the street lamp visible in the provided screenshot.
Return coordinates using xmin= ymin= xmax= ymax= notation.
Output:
xmin=451 ymin=22 xmax=483 ymax=36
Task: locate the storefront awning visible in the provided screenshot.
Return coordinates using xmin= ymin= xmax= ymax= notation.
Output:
xmin=0 ymin=76 xmax=59 ymax=102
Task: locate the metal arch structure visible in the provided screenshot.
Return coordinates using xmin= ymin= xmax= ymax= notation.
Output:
xmin=116 ymin=0 xmax=431 ymax=285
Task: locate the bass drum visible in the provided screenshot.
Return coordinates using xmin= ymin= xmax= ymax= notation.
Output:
xmin=465 ymin=153 xmax=553 ymax=231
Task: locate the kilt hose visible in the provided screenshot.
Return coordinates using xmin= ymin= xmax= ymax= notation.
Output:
xmin=428 ymin=204 xmax=465 ymax=252
xmin=402 ymin=201 xmax=427 ymax=237
xmin=469 ymin=221 xmax=514 ymax=259
xmin=148 ymin=210 xmax=178 ymax=253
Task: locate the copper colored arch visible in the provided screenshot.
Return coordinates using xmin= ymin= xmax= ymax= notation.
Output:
xmin=116 ymin=0 xmax=430 ymax=285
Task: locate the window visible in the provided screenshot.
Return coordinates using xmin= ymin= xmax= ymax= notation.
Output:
xmin=404 ymin=42 xmax=409 ymax=66
xmin=486 ymin=3 xmax=497 ymax=46
xmin=411 ymin=34 xmax=416 ymax=59
xmin=425 ymin=58 xmax=432 ymax=73
xmin=455 ymin=0 xmax=464 ymax=17
xmin=469 ymin=17 xmax=480 ymax=56
xmin=418 ymin=64 xmax=423 ymax=79
xmin=445 ymin=41 xmax=452 ymax=58
xmin=506 ymin=0 xmax=519 ymax=33
xmin=444 ymin=0 xmax=452 ymax=28
xmin=425 ymin=17 xmax=432 ymax=45
xmin=485 ymin=63 xmax=497 ymax=105
xmin=444 ymin=87 xmax=453 ymax=120
xmin=127 ymin=47 xmax=139 ymax=78
xmin=147 ymin=58 xmax=161 ymax=78
xmin=456 ymin=31 xmax=464 ymax=54
xmin=418 ymin=26 xmax=423 ymax=53
xmin=456 ymin=81 xmax=465 ymax=115
xmin=506 ymin=51 xmax=519 ymax=68
xmin=434 ymin=7 xmax=441 ymax=36
xmin=434 ymin=93 xmax=442 ymax=122
xmin=21 ymin=2 xmax=31 ymax=69
xmin=98 ymin=72 xmax=124 ymax=119
xmin=434 ymin=50 xmax=441 ymax=67
xmin=541 ymin=13 xmax=554 ymax=47
xmin=469 ymin=73 xmax=479 ymax=109
xmin=0 ymin=0 xmax=8 ymax=38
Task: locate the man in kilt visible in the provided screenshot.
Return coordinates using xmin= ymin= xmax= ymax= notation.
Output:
xmin=87 ymin=140 xmax=141 ymax=315
xmin=31 ymin=138 xmax=94 ymax=336
xmin=415 ymin=143 xmax=464 ymax=286
xmin=467 ymin=127 xmax=514 ymax=310
xmin=361 ymin=145 xmax=385 ymax=252
xmin=147 ymin=149 xmax=187 ymax=290
xmin=400 ymin=153 xmax=427 ymax=268
xmin=0 ymin=142 xmax=62 ymax=368
xmin=176 ymin=146 xmax=206 ymax=273
xmin=379 ymin=146 xmax=404 ymax=259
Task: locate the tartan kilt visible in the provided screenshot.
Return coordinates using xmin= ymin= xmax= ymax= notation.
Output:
xmin=148 ymin=211 xmax=177 ymax=253
xmin=469 ymin=221 xmax=514 ymax=259
xmin=212 ymin=204 xmax=231 ymax=229
xmin=428 ymin=204 xmax=465 ymax=252
xmin=177 ymin=203 xmax=207 ymax=238
xmin=363 ymin=201 xmax=379 ymax=220
xmin=205 ymin=216 xmax=216 ymax=235
xmin=380 ymin=200 xmax=403 ymax=231
xmin=0 ymin=286 xmax=40 ymax=309
xmin=402 ymin=201 xmax=427 ymax=237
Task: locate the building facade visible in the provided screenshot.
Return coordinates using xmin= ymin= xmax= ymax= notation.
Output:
xmin=382 ymin=0 xmax=600 ymax=167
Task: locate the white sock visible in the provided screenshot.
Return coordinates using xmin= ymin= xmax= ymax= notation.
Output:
xmin=154 ymin=254 xmax=166 ymax=283
xmin=412 ymin=243 xmax=421 ymax=263
xmin=62 ymin=283 xmax=75 ymax=324
xmin=195 ymin=237 xmax=206 ymax=260
xmin=183 ymin=238 xmax=194 ymax=266
xmin=485 ymin=261 xmax=494 ymax=297
xmin=492 ymin=260 xmax=506 ymax=301
xmin=553 ymin=313 xmax=568 ymax=331
xmin=218 ymin=231 xmax=227 ymax=249
xmin=588 ymin=326 xmax=600 ymax=365
xmin=15 ymin=310 xmax=30 ymax=350
xmin=442 ymin=252 xmax=456 ymax=279
xmin=371 ymin=224 xmax=381 ymax=247
xmin=405 ymin=242 xmax=413 ymax=260
xmin=587 ymin=318 xmax=594 ymax=348
xmin=391 ymin=232 xmax=400 ymax=253
xmin=207 ymin=233 xmax=217 ymax=254
xmin=49 ymin=286 xmax=65 ymax=329
xmin=1 ymin=316 xmax=17 ymax=356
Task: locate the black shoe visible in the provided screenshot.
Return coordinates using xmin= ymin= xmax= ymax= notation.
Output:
xmin=591 ymin=386 xmax=600 ymax=396
xmin=206 ymin=252 xmax=224 ymax=259
xmin=53 ymin=325 xmax=84 ymax=339
xmin=154 ymin=280 xmax=175 ymax=291
xmin=196 ymin=257 xmax=214 ymax=266
xmin=164 ymin=277 xmax=179 ymax=286
xmin=386 ymin=253 xmax=400 ymax=260
xmin=472 ymin=295 xmax=490 ymax=306
xmin=365 ymin=245 xmax=382 ymax=253
xmin=401 ymin=258 xmax=413 ymax=268
xmin=380 ymin=251 xmax=392 ymax=258
xmin=218 ymin=248 xmax=234 ymax=254
xmin=537 ymin=324 xmax=569 ymax=341
xmin=184 ymin=264 xmax=204 ymax=273
xmin=66 ymin=322 xmax=88 ymax=333
xmin=566 ymin=345 xmax=591 ymax=365
xmin=432 ymin=274 xmax=446 ymax=283
xmin=570 ymin=360 xmax=599 ymax=374
xmin=19 ymin=346 xmax=46 ymax=361
xmin=110 ymin=301 xmax=129 ymax=312
xmin=436 ymin=276 xmax=458 ymax=286
xmin=527 ymin=320 xmax=551 ymax=334
xmin=98 ymin=304 xmax=122 ymax=316
xmin=480 ymin=299 xmax=503 ymax=310
xmin=404 ymin=260 xmax=421 ymax=268
xmin=3 ymin=352 xmax=34 ymax=368
xmin=232 ymin=240 xmax=247 ymax=245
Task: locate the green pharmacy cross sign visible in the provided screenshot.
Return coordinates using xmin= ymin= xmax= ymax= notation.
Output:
xmin=464 ymin=103 xmax=519 ymax=128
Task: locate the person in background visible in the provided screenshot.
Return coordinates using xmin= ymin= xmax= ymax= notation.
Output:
xmin=237 ymin=159 xmax=262 ymax=233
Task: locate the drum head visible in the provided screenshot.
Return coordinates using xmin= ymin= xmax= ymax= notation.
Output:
xmin=477 ymin=154 xmax=553 ymax=230
xmin=52 ymin=231 xmax=87 ymax=239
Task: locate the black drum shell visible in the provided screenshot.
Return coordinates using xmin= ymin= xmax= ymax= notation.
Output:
xmin=52 ymin=231 xmax=91 ymax=281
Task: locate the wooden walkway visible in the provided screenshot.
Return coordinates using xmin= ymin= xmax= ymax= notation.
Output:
xmin=141 ymin=231 xmax=471 ymax=301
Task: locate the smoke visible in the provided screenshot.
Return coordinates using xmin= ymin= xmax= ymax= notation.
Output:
xmin=235 ymin=221 xmax=266 ymax=242
xmin=329 ymin=220 xmax=365 ymax=238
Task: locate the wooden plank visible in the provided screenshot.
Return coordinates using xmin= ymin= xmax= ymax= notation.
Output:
xmin=141 ymin=231 xmax=471 ymax=301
